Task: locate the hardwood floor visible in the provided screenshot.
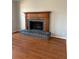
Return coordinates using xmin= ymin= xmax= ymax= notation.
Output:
xmin=12 ymin=33 xmax=67 ymax=59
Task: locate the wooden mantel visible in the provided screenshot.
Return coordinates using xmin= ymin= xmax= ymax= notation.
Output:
xmin=24 ymin=11 xmax=51 ymax=32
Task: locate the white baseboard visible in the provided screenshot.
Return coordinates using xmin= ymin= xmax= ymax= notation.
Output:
xmin=52 ymin=35 xmax=67 ymax=39
xmin=51 ymin=34 xmax=67 ymax=39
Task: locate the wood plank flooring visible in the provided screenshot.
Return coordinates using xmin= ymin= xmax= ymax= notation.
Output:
xmin=12 ymin=33 xmax=67 ymax=59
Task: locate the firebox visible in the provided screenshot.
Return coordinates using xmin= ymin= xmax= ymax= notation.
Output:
xmin=28 ymin=20 xmax=44 ymax=31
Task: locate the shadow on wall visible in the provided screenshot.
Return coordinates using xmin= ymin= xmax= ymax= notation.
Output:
xmin=12 ymin=1 xmax=21 ymax=32
xmin=49 ymin=11 xmax=56 ymax=36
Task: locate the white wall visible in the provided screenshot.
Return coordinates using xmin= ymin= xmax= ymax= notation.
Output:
xmin=12 ymin=1 xmax=20 ymax=32
xmin=19 ymin=0 xmax=67 ymax=39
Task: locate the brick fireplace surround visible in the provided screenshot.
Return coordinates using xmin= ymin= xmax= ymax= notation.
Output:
xmin=24 ymin=11 xmax=51 ymax=32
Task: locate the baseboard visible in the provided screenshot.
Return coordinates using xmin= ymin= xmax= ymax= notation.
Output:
xmin=53 ymin=36 xmax=67 ymax=40
xmin=12 ymin=31 xmax=19 ymax=34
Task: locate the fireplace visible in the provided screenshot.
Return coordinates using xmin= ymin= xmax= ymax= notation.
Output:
xmin=29 ymin=20 xmax=44 ymax=30
xmin=24 ymin=11 xmax=51 ymax=32
xmin=20 ymin=12 xmax=51 ymax=39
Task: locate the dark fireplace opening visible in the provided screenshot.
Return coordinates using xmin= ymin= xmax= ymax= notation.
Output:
xmin=29 ymin=21 xmax=43 ymax=30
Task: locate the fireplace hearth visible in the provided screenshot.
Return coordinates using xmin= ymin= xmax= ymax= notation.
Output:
xmin=20 ymin=29 xmax=51 ymax=39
